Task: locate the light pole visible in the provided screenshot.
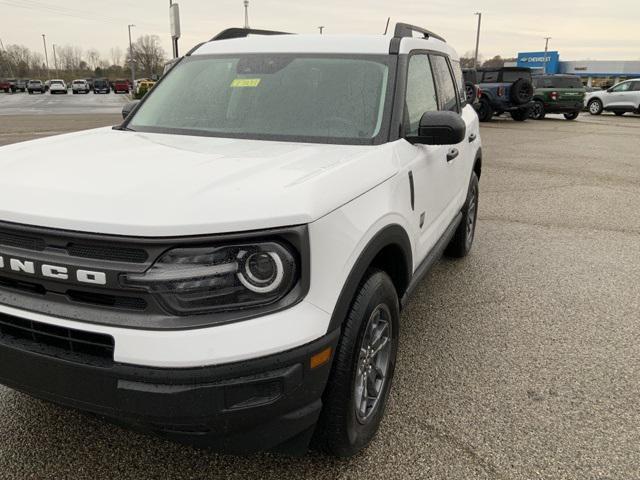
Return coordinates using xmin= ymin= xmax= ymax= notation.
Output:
xmin=52 ymin=44 xmax=58 ymax=76
xmin=318 ymin=26 xmax=324 ymax=34
xmin=244 ymin=0 xmax=250 ymax=29
xmin=42 ymin=34 xmax=50 ymax=80
xmin=473 ymin=12 xmax=482 ymax=69
xmin=128 ymin=24 xmax=136 ymax=94
xmin=544 ymin=37 xmax=552 ymax=73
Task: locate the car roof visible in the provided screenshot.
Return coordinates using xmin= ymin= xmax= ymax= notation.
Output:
xmin=192 ymin=27 xmax=455 ymax=58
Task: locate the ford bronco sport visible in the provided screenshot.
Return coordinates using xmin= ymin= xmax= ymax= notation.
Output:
xmin=530 ymin=74 xmax=585 ymax=120
xmin=474 ymin=67 xmax=535 ymax=122
xmin=0 ymin=25 xmax=482 ymax=457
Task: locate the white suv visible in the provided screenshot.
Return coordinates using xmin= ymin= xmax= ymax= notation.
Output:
xmin=0 ymin=24 xmax=482 ymax=457
xmin=71 ymin=79 xmax=90 ymax=94
xmin=586 ymin=78 xmax=640 ymax=116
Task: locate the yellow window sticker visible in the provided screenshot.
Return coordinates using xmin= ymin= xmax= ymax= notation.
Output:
xmin=231 ymin=78 xmax=261 ymax=88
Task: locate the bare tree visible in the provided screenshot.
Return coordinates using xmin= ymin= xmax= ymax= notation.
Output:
xmin=129 ymin=35 xmax=167 ymax=78
xmin=86 ymin=49 xmax=101 ymax=70
xmin=109 ymin=46 xmax=123 ymax=67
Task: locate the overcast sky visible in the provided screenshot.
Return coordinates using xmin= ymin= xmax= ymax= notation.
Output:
xmin=1 ymin=0 xmax=639 ymax=62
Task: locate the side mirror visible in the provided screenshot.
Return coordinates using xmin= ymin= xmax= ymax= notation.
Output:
xmin=606 ymin=88 xmax=614 ymax=93
xmin=122 ymin=101 xmax=139 ymax=120
xmin=408 ymin=111 xmax=466 ymax=145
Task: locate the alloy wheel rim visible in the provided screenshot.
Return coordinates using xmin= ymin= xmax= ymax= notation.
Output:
xmin=354 ymin=304 xmax=392 ymax=424
xmin=590 ymin=102 xmax=600 ymax=114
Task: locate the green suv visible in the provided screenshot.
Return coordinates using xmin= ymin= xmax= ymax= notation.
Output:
xmin=530 ymin=74 xmax=585 ymax=120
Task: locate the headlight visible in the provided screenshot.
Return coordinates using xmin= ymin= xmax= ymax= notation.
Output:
xmin=121 ymin=242 xmax=298 ymax=315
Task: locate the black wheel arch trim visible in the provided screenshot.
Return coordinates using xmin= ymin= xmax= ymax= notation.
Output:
xmin=326 ymin=224 xmax=412 ymax=333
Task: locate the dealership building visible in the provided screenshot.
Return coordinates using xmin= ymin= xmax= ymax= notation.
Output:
xmin=515 ymin=51 xmax=640 ymax=87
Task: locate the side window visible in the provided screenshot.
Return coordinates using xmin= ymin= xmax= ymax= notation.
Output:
xmin=612 ymin=82 xmax=631 ymax=92
xmin=482 ymin=71 xmax=499 ymax=82
xmin=450 ymin=60 xmax=467 ymax=106
xmin=430 ymin=55 xmax=459 ymax=113
xmin=632 ymin=82 xmax=640 ymax=91
xmin=404 ymin=54 xmax=438 ymax=135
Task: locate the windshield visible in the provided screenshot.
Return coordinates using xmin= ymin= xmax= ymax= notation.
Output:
xmin=129 ymin=54 xmax=392 ymax=144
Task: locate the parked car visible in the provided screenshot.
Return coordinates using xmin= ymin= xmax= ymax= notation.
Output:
xmin=44 ymin=80 xmax=50 ymax=92
xmin=49 ymin=79 xmax=68 ymax=94
xmin=72 ymin=79 xmax=91 ymax=94
xmin=113 ymin=79 xmax=131 ymax=93
xmin=93 ymin=78 xmax=110 ymax=94
xmin=0 ymin=79 xmax=11 ymax=93
xmin=586 ymin=78 xmax=640 ymax=116
xmin=85 ymin=78 xmax=95 ymax=90
xmin=474 ymin=67 xmax=535 ymax=122
xmin=14 ymin=79 xmax=28 ymax=92
xmin=530 ymin=74 xmax=585 ymax=120
xmin=3 ymin=79 xmax=17 ymax=93
xmin=135 ymin=79 xmax=156 ymax=94
xmin=0 ymin=24 xmax=482 ymax=457
xmin=27 ymin=79 xmax=45 ymax=94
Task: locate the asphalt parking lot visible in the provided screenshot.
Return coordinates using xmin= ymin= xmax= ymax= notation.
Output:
xmin=0 ymin=102 xmax=639 ymax=479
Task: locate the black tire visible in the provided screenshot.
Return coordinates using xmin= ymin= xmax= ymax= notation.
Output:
xmin=445 ymin=172 xmax=479 ymax=258
xmin=614 ymin=111 xmax=625 ymax=116
xmin=28 ymin=90 xmax=33 ymax=95
xmin=564 ymin=111 xmax=580 ymax=120
xmin=588 ymin=99 xmax=603 ymax=115
xmin=477 ymin=98 xmax=493 ymax=122
xmin=510 ymin=78 xmax=534 ymax=105
xmin=530 ymin=100 xmax=546 ymax=120
xmin=510 ymin=108 xmax=530 ymax=121
xmin=313 ymin=269 xmax=400 ymax=457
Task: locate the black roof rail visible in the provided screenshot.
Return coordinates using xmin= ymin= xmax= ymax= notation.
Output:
xmin=210 ymin=28 xmax=292 ymax=42
xmin=393 ymin=22 xmax=446 ymax=43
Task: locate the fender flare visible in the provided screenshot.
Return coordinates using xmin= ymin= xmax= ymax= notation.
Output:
xmin=326 ymin=224 xmax=412 ymax=333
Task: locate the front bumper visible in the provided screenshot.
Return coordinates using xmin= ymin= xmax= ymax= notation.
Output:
xmin=0 ymin=323 xmax=339 ymax=453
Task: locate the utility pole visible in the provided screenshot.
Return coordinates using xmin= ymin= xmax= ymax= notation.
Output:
xmin=42 ymin=34 xmax=50 ymax=79
xmin=544 ymin=37 xmax=552 ymax=73
xmin=473 ymin=12 xmax=482 ymax=69
xmin=52 ymin=44 xmax=58 ymax=76
xmin=244 ymin=0 xmax=250 ymax=29
xmin=318 ymin=26 xmax=324 ymax=34
xmin=128 ymin=24 xmax=136 ymax=93
xmin=169 ymin=1 xmax=180 ymax=58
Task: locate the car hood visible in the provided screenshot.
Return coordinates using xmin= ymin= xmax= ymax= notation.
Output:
xmin=0 ymin=128 xmax=398 ymax=236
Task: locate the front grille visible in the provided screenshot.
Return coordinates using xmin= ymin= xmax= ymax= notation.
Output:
xmin=67 ymin=290 xmax=148 ymax=311
xmin=0 ymin=231 xmax=45 ymax=251
xmin=67 ymin=244 xmax=148 ymax=263
xmin=0 ymin=312 xmax=114 ymax=365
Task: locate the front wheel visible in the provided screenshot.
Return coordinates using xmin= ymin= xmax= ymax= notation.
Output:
xmin=588 ymin=99 xmax=603 ymax=115
xmin=510 ymin=108 xmax=530 ymax=121
xmin=530 ymin=100 xmax=546 ymax=120
xmin=313 ymin=270 xmax=399 ymax=457
xmin=564 ymin=111 xmax=580 ymax=120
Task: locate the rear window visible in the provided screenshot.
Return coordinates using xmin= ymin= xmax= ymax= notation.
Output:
xmin=51 ymin=81 xmax=63 ymax=85
xmin=502 ymin=71 xmax=531 ymax=82
xmin=73 ymin=80 xmax=85 ymax=84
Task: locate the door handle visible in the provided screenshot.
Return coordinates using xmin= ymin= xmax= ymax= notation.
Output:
xmin=468 ymin=133 xmax=477 ymax=143
xmin=446 ymin=148 xmax=459 ymax=162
